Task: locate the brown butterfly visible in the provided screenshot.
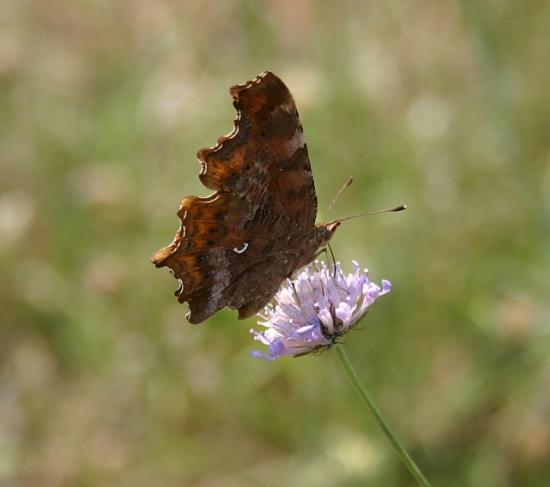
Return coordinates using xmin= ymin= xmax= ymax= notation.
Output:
xmin=152 ymin=71 xmax=340 ymax=323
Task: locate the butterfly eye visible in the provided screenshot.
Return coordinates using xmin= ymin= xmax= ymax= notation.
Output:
xmin=198 ymin=254 xmax=207 ymax=264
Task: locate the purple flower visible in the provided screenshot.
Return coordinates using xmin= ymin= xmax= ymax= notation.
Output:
xmin=251 ymin=260 xmax=391 ymax=360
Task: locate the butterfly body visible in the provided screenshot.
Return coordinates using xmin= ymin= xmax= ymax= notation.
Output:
xmin=152 ymin=72 xmax=338 ymax=323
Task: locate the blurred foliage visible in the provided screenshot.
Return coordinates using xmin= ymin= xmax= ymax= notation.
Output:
xmin=1 ymin=1 xmax=549 ymax=486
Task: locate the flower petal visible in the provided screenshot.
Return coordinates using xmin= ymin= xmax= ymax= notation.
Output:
xmin=250 ymin=261 xmax=391 ymax=359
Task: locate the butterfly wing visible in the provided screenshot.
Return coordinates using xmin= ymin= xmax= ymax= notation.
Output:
xmin=153 ymin=72 xmax=319 ymax=323
xmin=152 ymin=192 xmax=300 ymax=323
xmin=198 ymin=71 xmax=318 ymax=232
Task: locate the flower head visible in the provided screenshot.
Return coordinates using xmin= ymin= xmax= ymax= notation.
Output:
xmin=251 ymin=260 xmax=391 ymax=360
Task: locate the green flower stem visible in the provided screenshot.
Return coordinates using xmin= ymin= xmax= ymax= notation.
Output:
xmin=335 ymin=344 xmax=431 ymax=487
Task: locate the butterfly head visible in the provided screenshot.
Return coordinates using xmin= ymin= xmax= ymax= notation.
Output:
xmin=316 ymin=220 xmax=341 ymax=247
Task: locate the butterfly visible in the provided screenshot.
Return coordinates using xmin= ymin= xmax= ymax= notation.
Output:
xmin=152 ymin=71 xmax=340 ymax=323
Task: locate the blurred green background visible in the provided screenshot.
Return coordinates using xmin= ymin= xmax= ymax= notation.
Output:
xmin=1 ymin=1 xmax=549 ymax=485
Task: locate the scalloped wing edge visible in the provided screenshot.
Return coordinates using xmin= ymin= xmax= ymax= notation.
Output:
xmin=196 ymin=71 xmax=275 ymax=165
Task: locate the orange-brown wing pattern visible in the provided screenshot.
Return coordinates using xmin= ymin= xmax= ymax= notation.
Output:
xmin=152 ymin=191 xmax=303 ymax=323
xmin=198 ymin=72 xmax=318 ymax=232
xmin=152 ymin=72 xmax=323 ymax=323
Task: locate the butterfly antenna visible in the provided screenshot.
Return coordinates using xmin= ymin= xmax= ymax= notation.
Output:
xmin=322 ymin=177 xmax=353 ymax=222
xmin=337 ymin=204 xmax=407 ymax=223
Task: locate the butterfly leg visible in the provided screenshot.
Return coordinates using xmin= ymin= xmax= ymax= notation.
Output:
xmin=327 ymin=243 xmax=338 ymax=278
xmin=290 ymin=281 xmax=304 ymax=307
